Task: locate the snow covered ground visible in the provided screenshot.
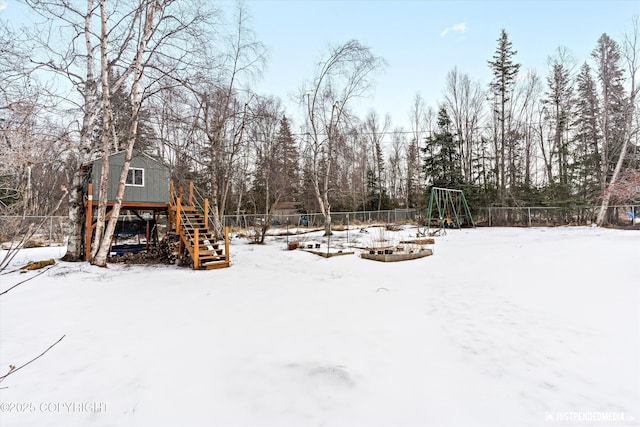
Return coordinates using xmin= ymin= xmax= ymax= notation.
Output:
xmin=0 ymin=226 xmax=638 ymax=427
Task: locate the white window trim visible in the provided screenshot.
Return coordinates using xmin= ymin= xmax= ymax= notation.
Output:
xmin=126 ymin=167 xmax=145 ymax=187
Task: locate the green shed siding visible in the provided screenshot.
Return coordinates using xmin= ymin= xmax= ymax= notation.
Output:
xmin=91 ymin=151 xmax=170 ymax=203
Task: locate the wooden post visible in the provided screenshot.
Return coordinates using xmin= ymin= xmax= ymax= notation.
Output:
xmin=193 ymin=228 xmax=199 ymax=269
xmin=85 ymin=183 xmax=94 ymax=260
xmin=176 ymin=197 xmax=182 ymax=233
xmin=224 ymin=226 xmax=230 ymax=264
xmin=145 ymin=221 xmax=149 ymax=250
xmin=204 ymin=198 xmax=209 ymax=229
xmin=189 ymin=181 xmax=193 ymax=206
xmin=176 ymin=197 xmax=183 ymax=254
xmin=168 ymin=181 xmax=174 ymax=232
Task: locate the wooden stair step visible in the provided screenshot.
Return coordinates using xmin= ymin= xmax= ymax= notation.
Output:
xmin=192 ymin=243 xmax=220 ymax=251
xmin=183 ymin=226 xmax=209 ymax=232
xmin=198 ymin=249 xmax=223 ymax=256
xmin=200 ymin=252 xmax=226 ymax=259
xmin=190 ymin=237 xmax=217 ymax=244
xmin=190 ymin=245 xmax=218 ymax=252
xmin=200 ymin=256 xmax=227 ymax=263
xmin=183 ymin=229 xmax=211 ymax=235
xmin=202 ymin=261 xmax=230 ymax=270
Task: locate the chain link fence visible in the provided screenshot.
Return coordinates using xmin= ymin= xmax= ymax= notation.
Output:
xmin=2 ymin=204 xmax=637 ymax=248
xmin=222 ymin=209 xmax=422 ymax=229
xmin=475 ymin=205 xmax=640 ymax=227
xmin=0 ymin=216 xmax=70 ymax=247
xmin=224 ymin=205 xmax=640 ymax=230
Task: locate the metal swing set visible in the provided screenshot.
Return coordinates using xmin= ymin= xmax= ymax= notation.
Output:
xmin=424 ymin=187 xmax=475 ymax=236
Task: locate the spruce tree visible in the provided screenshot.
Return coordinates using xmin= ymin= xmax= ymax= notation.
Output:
xmin=544 ymin=61 xmax=573 ymax=188
xmin=572 ymin=62 xmax=601 ymax=202
xmin=488 ymin=29 xmax=520 ymax=201
xmin=422 ymin=107 xmax=463 ymax=189
xmin=93 ymin=71 xmax=156 ymax=153
xmin=405 ymin=137 xmax=421 ymax=208
xmin=592 ymin=33 xmax=628 ymax=188
xmin=275 ymin=116 xmax=300 ymax=203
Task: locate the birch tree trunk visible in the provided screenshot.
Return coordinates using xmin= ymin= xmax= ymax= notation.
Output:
xmin=62 ymin=0 xmax=98 ymax=261
xmin=90 ymin=0 xmax=113 ymax=261
xmin=92 ymin=0 xmax=160 ymax=266
xmin=596 ymin=20 xmax=638 ymax=226
xmin=303 ymin=40 xmax=384 ymax=236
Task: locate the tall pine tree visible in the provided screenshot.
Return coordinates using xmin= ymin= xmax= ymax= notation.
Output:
xmin=592 ymin=34 xmax=628 ymax=189
xmin=544 ymin=59 xmax=573 ymax=189
xmin=275 ymin=116 xmax=300 ymax=203
xmin=572 ymin=62 xmax=601 ymax=202
xmin=488 ymin=29 xmax=520 ymax=201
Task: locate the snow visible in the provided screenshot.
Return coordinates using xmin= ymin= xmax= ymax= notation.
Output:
xmin=1 ymin=226 xmax=639 ymax=427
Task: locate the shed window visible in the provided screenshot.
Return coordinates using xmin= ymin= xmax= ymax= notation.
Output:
xmin=126 ymin=168 xmax=144 ymax=186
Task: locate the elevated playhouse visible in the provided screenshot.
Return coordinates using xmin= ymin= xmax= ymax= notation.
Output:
xmin=83 ymin=151 xmax=229 ymax=270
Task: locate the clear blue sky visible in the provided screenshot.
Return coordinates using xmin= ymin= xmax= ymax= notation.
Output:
xmin=246 ymin=0 xmax=639 ymax=130
xmin=2 ymin=0 xmax=639 ymax=131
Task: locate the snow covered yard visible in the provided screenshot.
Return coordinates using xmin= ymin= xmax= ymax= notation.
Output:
xmin=0 ymin=226 xmax=638 ymax=427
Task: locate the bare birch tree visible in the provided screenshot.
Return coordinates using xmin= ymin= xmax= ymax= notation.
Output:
xmin=21 ymin=0 xmax=102 ymax=260
xmin=91 ymin=0 xmax=208 ymax=266
xmin=406 ymin=93 xmax=431 ymax=207
xmin=245 ymin=96 xmax=285 ymax=243
xmin=302 ymin=40 xmax=384 ymax=235
xmin=443 ymin=68 xmax=485 ymax=182
xmin=177 ymin=3 xmax=266 ymax=239
xmin=388 ymin=127 xmax=407 ymax=204
xmin=596 ymin=18 xmax=639 ymax=225
xmin=364 ymin=110 xmax=391 ymax=211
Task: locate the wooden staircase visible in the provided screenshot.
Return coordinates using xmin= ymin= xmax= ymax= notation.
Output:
xmin=169 ymin=182 xmax=230 ymax=270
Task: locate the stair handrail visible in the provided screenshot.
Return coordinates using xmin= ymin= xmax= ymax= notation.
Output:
xmin=190 ymin=184 xmax=214 ymax=233
xmin=169 ymin=180 xmax=229 ymax=269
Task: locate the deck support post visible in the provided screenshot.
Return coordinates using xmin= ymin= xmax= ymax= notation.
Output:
xmin=176 ymin=197 xmax=183 ymax=254
xmin=194 ymin=228 xmax=199 ymax=269
xmin=84 ymin=183 xmax=94 ymax=260
xmin=224 ymin=226 xmax=230 ymax=265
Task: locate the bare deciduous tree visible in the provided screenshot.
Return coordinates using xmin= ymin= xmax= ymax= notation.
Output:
xmin=597 ymin=17 xmax=639 ymax=225
xmin=406 ymin=93 xmax=431 ymax=207
xmin=443 ymin=68 xmax=485 ymax=183
xmin=364 ymin=110 xmax=391 ymax=211
xmin=302 ymin=40 xmax=384 ymax=235
xmin=22 ymin=0 xmax=103 ymax=260
xmin=178 ymin=3 xmax=266 ymax=239
xmin=246 ymin=96 xmax=284 ymax=243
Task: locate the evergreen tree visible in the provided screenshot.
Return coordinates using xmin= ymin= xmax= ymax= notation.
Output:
xmin=362 ymin=168 xmax=391 ymax=211
xmin=93 ymin=71 xmax=156 ymax=153
xmin=544 ymin=60 xmax=573 ymax=188
xmin=422 ymin=107 xmax=463 ymax=189
xmin=592 ymin=33 xmax=628 ymax=189
xmin=405 ymin=137 xmax=422 ymax=208
xmin=571 ymin=62 xmax=601 ymax=202
xmin=300 ymin=156 xmax=319 ymax=213
xmin=488 ymin=29 xmax=521 ymax=200
xmin=274 ymin=116 xmax=300 ymax=202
